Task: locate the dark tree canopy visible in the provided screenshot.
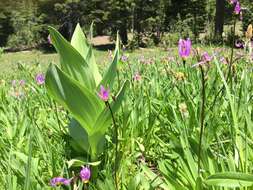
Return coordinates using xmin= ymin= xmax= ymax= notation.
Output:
xmin=0 ymin=0 xmax=251 ymax=48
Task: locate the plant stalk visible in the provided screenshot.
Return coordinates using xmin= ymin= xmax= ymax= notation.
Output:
xmin=228 ymin=18 xmax=236 ymax=86
xmin=106 ymin=101 xmax=119 ymax=190
xmin=197 ymin=66 xmax=206 ymax=176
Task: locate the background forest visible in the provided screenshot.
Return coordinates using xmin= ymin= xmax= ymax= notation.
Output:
xmin=0 ymin=0 xmax=253 ymax=50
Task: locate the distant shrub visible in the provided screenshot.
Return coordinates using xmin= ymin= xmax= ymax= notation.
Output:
xmin=160 ymin=33 xmax=179 ymax=49
xmin=6 ymin=3 xmax=44 ymax=49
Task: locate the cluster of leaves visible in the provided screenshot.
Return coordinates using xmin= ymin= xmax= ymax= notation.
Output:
xmin=46 ymin=24 xmax=129 ymax=162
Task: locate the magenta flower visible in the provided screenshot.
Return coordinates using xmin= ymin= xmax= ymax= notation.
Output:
xmin=121 ymin=54 xmax=128 ymax=62
xmin=35 ymin=74 xmax=45 ymax=85
xmin=202 ymin=52 xmax=212 ymax=62
xmin=235 ymin=40 xmax=244 ymax=48
xmin=48 ymin=35 xmax=52 ymax=44
xmin=220 ymin=57 xmax=228 ymax=65
xmin=98 ymin=85 xmax=109 ymax=101
xmin=133 ymin=72 xmax=142 ymax=82
xmin=178 ymin=38 xmax=191 ymax=59
xmin=19 ymin=80 xmax=25 ymax=86
xmin=50 ymin=177 xmax=72 ymax=187
xmin=80 ymin=166 xmax=91 ymax=183
xmin=192 ymin=52 xmax=212 ymax=67
xmin=234 ymin=1 xmax=241 ymax=14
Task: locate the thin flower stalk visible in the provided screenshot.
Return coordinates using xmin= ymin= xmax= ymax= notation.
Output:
xmin=106 ymin=101 xmax=119 ymax=190
xmin=197 ymin=66 xmax=206 ymax=177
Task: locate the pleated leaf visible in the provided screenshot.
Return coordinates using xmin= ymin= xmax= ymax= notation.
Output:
xmin=71 ymin=23 xmax=102 ymax=85
xmin=48 ymin=26 xmax=96 ymax=90
xmin=45 ymin=64 xmax=102 ymax=135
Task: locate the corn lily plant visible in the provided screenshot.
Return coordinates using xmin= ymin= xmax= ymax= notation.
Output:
xmin=45 ymin=24 xmax=129 ymax=162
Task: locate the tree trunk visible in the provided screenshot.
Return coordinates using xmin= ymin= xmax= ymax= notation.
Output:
xmin=119 ymin=1 xmax=128 ymax=45
xmin=215 ymin=0 xmax=225 ymax=39
xmin=119 ymin=24 xmax=128 ymax=45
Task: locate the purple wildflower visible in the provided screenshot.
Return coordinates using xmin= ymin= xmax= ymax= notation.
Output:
xmin=98 ymin=85 xmax=109 ymax=102
xmin=50 ymin=177 xmax=72 ymax=187
xmin=178 ymin=38 xmax=191 ymax=59
xmin=220 ymin=57 xmax=228 ymax=65
xmin=121 ymin=54 xmax=128 ymax=62
xmin=202 ymin=52 xmax=212 ymax=62
xmin=234 ymin=1 xmax=241 ymax=14
xmin=48 ymin=35 xmax=52 ymax=44
xmin=35 ymin=74 xmax=45 ymax=85
xmin=19 ymin=80 xmax=25 ymax=86
xmin=192 ymin=52 xmax=212 ymax=67
xmin=80 ymin=166 xmax=91 ymax=183
xmin=133 ymin=72 xmax=142 ymax=82
xmin=235 ymin=40 xmax=244 ymax=48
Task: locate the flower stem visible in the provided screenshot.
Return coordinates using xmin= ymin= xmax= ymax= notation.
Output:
xmin=197 ymin=66 xmax=206 ymax=176
xmin=106 ymin=101 xmax=119 ymax=190
xmin=228 ymin=18 xmax=236 ymax=86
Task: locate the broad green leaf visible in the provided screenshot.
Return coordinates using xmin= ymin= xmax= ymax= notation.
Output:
xmin=68 ymin=118 xmax=106 ymax=157
xmin=99 ymin=32 xmax=120 ymax=89
xmin=68 ymin=118 xmax=90 ymax=153
xmin=45 ymin=64 xmax=102 ymax=135
xmin=48 ymin=26 xmax=96 ymax=90
xmin=71 ymin=23 xmax=102 ymax=85
xmin=205 ymin=172 xmax=253 ymax=187
xmin=85 ymin=46 xmax=102 ymax=86
xmin=68 ymin=81 xmax=129 ymax=157
xmin=71 ymin=23 xmax=90 ymax=58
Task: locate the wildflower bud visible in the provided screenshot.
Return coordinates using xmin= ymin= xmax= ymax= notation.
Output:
xmin=35 ymin=74 xmax=45 ymax=85
xmin=178 ymin=38 xmax=191 ymax=59
xmin=133 ymin=72 xmax=141 ymax=82
xmin=234 ymin=1 xmax=241 ymax=15
xmin=98 ymin=85 xmax=110 ymax=102
xmin=50 ymin=177 xmax=72 ymax=187
xmin=80 ymin=166 xmax=91 ymax=183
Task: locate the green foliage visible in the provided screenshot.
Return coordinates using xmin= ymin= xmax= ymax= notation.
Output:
xmin=2 ymin=42 xmax=253 ymax=189
xmin=0 ymin=0 xmax=253 ymax=48
xmin=46 ymin=24 xmax=129 ymax=161
xmin=6 ymin=1 xmax=44 ymax=49
xmin=205 ymin=172 xmax=253 ymax=187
